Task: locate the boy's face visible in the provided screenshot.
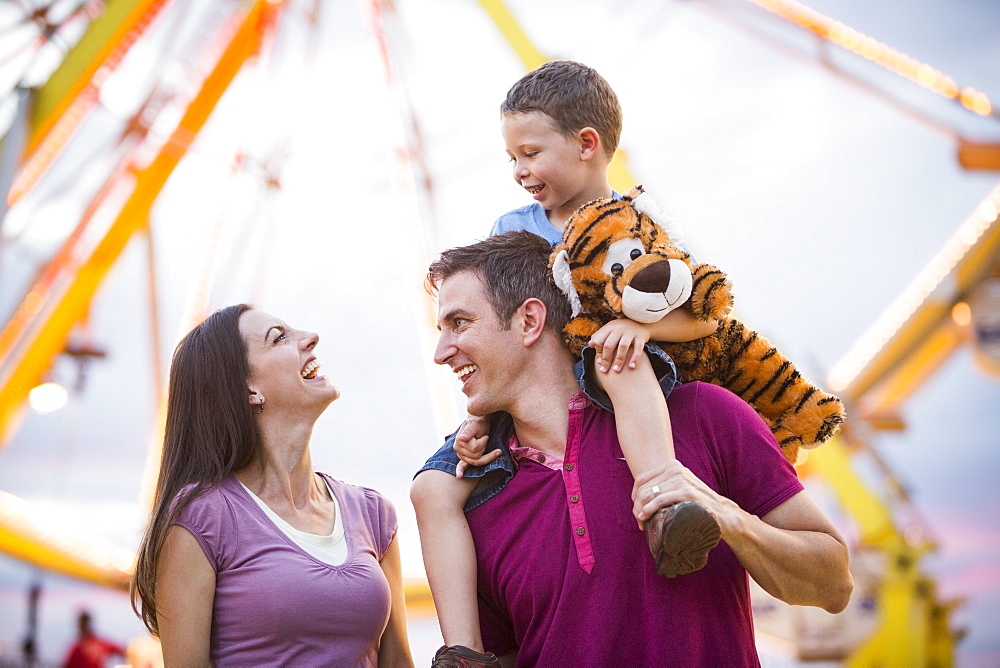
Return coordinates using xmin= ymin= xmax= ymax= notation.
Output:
xmin=502 ymin=111 xmax=598 ymax=224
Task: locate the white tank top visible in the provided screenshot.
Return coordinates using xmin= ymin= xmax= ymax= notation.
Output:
xmin=241 ymin=478 xmax=347 ymax=566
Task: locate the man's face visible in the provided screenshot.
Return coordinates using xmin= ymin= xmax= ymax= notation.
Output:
xmin=433 ymin=270 xmax=524 ymax=417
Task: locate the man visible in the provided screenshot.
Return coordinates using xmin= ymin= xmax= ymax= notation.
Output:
xmin=413 ymin=231 xmax=852 ymax=666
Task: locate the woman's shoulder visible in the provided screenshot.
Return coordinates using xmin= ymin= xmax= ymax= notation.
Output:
xmin=173 ymin=475 xmax=241 ymax=529
xmin=318 ymin=474 xmax=397 ymax=552
xmin=318 ymin=473 xmax=393 ymax=510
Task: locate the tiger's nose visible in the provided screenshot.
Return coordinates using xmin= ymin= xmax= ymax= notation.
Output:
xmin=629 ymin=260 xmax=672 ymax=294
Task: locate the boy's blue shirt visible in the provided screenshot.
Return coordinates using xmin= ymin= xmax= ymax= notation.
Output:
xmin=490 ymin=202 xmax=564 ymax=246
xmin=418 ymin=190 xmax=692 ymax=511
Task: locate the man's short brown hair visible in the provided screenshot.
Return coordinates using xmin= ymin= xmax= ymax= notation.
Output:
xmin=501 ymin=60 xmax=622 ymax=160
xmin=427 ymin=231 xmax=572 ymax=334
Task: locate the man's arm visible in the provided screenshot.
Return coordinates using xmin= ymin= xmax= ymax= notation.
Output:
xmin=633 ymin=465 xmax=853 ymax=613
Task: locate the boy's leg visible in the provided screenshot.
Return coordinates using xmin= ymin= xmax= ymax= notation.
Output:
xmin=410 ymin=470 xmax=489 ymax=654
xmin=598 ymin=354 xmax=721 ymax=577
xmin=598 ymin=353 xmax=675 ymax=478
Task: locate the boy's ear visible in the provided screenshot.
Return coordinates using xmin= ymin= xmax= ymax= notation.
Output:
xmin=518 ymin=298 xmax=548 ymax=346
xmin=577 ymin=127 xmax=601 ymax=161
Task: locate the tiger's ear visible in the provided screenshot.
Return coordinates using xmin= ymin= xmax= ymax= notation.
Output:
xmin=551 ymin=249 xmax=582 ymax=317
xmin=631 ymin=187 xmax=687 ymax=248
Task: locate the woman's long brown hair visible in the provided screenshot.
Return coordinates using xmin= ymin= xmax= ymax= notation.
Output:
xmin=130 ymin=304 xmax=262 ymax=636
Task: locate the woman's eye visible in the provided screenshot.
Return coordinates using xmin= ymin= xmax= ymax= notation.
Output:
xmin=274 ymin=332 xmax=286 ymax=343
xmin=630 ymin=248 xmax=643 ymax=260
xmin=611 ymin=263 xmax=624 ymax=277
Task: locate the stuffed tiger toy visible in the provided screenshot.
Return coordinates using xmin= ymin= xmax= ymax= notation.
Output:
xmin=550 ymin=186 xmax=845 ymax=464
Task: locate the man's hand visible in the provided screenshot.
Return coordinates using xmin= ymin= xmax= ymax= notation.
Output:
xmin=454 ymin=416 xmax=500 ymax=478
xmin=631 ymin=461 xmax=739 ymax=532
xmin=632 ymin=461 xmax=853 ymax=612
xmin=589 ymin=319 xmax=652 ymax=374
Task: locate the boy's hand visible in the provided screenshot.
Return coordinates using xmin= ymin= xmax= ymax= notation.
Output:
xmin=454 ymin=416 xmax=499 ymax=478
xmin=590 ymin=319 xmax=651 ymax=373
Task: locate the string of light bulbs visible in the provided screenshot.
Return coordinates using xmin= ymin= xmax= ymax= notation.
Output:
xmin=744 ymin=0 xmax=997 ymax=120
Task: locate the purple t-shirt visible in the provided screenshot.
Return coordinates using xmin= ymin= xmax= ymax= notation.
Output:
xmin=174 ymin=472 xmax=397 ymax=667
xmin=467 ymin=382 xmax=804 ymax=667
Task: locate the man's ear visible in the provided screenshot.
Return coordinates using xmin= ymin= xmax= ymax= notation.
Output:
xmin=577 ymin=127 xmax=601 ymax=162
xmin=518 ymin=298 xmax=548 ymax=346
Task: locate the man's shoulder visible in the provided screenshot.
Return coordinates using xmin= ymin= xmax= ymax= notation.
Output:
xmin=668 ymin=380 xmax=741 ymax=407
xmin=667 ymin=381 xmax=771 ymax=432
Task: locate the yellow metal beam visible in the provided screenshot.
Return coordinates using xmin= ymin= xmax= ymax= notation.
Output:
xmin=0 ymin=490 xmax=132 ymax=590
xmin=473 ymin=0 xmax=638 ymax=193
xmin=0 ymin=0 xmax=281 ymax=449
xmin=473 ymin=0 xmax=546 ymax=71
xmin=799 ymin=434 xmax=897 ymax=545
xmin=800 ymin=432 xmax=956 ymax=665
xmin=9 ymin=0 xmax=175 ymax=205
xmin=829 ymin=186 xmax=1000 ymax=422
xmin=0 ymin=0 xmax=284 ymax=585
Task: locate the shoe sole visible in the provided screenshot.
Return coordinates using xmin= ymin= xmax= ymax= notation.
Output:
xmin=647 ymin=501 xmax=722 ymax=578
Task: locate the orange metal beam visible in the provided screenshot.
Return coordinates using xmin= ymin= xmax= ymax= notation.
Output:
xmin=0 ymin=0 xmax=283 ymax=450
xmin=8 ymin=0 xmax=176 ymax=205
xmin=0 ymin=490 xmax=132 ymax=590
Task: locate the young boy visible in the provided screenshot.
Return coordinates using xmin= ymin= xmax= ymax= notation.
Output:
xmin=411 ymin=61 xmax=720 ymax=666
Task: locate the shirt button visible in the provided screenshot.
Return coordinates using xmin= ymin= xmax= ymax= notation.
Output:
xmin=575 ymin=527 xmax=586 ymax=536
xmin=570 ymin=494 xmax=580 ymax=503
xmin=537 ymin=454 xmax=546 ymax=463
xmin=564 ymin=463 xmax=574 ymax=471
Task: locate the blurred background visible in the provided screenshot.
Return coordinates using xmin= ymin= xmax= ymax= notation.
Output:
xmin=0 ymin=0 xmax=998 ymax=665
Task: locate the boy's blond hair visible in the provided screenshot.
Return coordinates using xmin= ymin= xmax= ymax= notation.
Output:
xmin=501 ymin=60 xmax=622 ymax=160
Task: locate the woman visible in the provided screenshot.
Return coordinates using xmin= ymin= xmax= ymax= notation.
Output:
xmin=131 ymin=304 xmax=412 ymax=666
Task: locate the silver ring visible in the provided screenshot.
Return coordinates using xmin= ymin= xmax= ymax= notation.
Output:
xmin=650 ymin=484 xmax=661 ymax=496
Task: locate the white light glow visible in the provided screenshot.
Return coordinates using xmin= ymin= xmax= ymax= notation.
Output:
xmin=28 ymin=382 xmax=68 ymax=415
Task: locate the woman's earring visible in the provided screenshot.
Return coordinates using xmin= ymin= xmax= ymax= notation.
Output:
xmin=258 ymin=396 xmax=265 ymax=414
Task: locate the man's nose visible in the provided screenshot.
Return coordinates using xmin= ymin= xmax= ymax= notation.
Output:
xmin=433 ymin=332 xmax=453 ymax=366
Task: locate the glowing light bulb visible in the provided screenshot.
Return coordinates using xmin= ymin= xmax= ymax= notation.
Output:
xmin=29 ymin=382 xmax=69 ymax=415
xmin=952 ymin=302 xmax=972 ymax=327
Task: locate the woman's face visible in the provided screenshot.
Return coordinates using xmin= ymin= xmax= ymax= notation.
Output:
xmin=239 ymin=309 xmax=340 ymax=417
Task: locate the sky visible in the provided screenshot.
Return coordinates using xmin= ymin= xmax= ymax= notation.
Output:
xmin=0 ymin=0 xmax=998 ymax=664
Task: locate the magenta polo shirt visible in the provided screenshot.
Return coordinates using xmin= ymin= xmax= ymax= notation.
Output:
xmin=467 ymin=381 xmax=804 ymax=667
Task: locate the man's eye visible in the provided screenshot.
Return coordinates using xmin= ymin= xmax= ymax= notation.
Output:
xmin=525 ymin=152 xmax=538 ymax=158
xmin=611 ymin=263 xmax=624 ymax=277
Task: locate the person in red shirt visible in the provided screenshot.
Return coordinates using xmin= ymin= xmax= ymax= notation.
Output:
xmin=63 ymin=611 xmax=125 ymax=668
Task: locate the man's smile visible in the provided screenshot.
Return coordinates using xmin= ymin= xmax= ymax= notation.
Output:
xmin=455 ymin=364 xmax=478 ymax=384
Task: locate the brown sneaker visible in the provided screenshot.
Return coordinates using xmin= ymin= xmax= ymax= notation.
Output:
xmin=431 ymin=645 xmax=500 ymax=668
xmin=645 ymin=501 xmax=721 ymax=578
